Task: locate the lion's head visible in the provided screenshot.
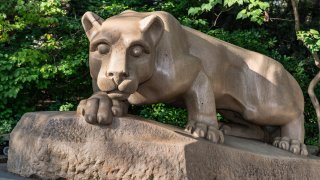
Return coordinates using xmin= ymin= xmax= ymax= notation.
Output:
xmin=82 ymin=11 xmax=164 ymax=100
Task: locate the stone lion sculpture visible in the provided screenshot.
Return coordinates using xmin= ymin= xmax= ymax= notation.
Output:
xmin=77 ymin=10 xmax=308 ymax=155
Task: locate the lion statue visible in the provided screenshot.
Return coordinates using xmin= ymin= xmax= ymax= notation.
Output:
xmin=77 ymin=10 xmax=308 ymax=155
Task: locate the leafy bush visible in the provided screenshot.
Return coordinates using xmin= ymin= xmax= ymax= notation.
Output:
xmin=0 ymin=0 xmax=319 ymax=146
xmin=138 ymin=103 xmax=188 ymax=128
xmin=0 ymin=0 xmax=92 ymax=135
xmin=208 ymin=28 xmax=277 ymax=55
xmin=188 ymin=0 xmax=269 ymax=25
xmin=297 ymin=29 xmax=320 ymax=54
xmin=59 ymin=102 xmax=75 ymax=111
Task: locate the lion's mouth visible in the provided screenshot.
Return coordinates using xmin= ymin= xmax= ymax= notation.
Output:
xmin=107 ymin=90 xmax=130 ymax=100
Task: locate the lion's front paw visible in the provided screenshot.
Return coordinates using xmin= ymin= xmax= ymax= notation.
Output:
xmin=77 ymin=92 xmax=113 ymax=125
xmin=273 ymin=137 xmax=308 ymax=156
xmin=111 ymin=100 xmax=128 ymax=117
xmin=185 ymin=121 xmax=224 ymax=143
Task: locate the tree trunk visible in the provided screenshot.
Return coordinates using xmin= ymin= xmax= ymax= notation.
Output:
xmin=312 ymin=53 xmax=320 ymax=67
xmin=308 ymin=71 xmax=320 ymax=143
xmin=315 ymin=0 xmax=320 ymax=9
xmin=291 ymin=0 xmax=301 ymax=31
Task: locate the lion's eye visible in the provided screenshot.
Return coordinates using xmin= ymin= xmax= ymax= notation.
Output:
xmin=130 ymin=45 xmax=144 ymax=57
xmin=97 ymin=43 xmax=110 ymax=54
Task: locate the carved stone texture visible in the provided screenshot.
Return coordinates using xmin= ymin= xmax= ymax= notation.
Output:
xmin=78 ymin=10 xmax=307 ymax=155
xmin=7 ymin=112 xmax=320 ymax=179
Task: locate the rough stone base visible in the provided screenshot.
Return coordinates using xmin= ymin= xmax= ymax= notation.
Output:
xmin=7 ymin=112 xmax=320 ymax=179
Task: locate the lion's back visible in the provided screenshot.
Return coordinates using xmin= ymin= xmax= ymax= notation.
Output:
xmin=183 ymin=25 xmax=304 ymax=119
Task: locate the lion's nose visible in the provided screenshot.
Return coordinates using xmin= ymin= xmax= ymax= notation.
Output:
xmin=107 ymin=71 xmax=129 ymax=85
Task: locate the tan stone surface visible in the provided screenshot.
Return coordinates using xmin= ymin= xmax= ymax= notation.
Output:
xmin=7 ymin=112 xmax=320 ymax=179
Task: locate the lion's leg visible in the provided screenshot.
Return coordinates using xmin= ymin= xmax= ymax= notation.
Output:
xmin=273 ymin=114 xmax=308 ymax=155
xmin=183 ymin=71 xmax=224 ymax=143
xmin=218 ymin=110 xmax=266 ymax=141
xmin=218 ymin=110 xmax=265 ymax=141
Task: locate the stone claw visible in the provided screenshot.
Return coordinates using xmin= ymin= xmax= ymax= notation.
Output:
xmin=193 ymin=123 xmax=207 ymax=138
xmin=185 ymin=121 xmax=224 ymax=144
xmin=300 ymin=144 xmax=308 ymax=156
xmin=185 ymin=125 xmax=193 ymax=134
xmin=273 ymin=137 xmax=308 ymax=156
xmin=185 ymin=121 xmax=196 ymax=134
xmin=279 ymin=137 xmax=290 ymax=150
xmin=290 ymin=139 xmax=301 ymax=155
xmin=76 ymin=99 xmax=87 ymax=116
xmin=207 ymin=126 xmax=224 ymax=143
xmin=111 ymin=100 xmax=128 ymax=117
xmin=272 ymin=137 xmax=281 ymax=147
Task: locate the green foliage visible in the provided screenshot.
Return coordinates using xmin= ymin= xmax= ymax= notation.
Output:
xmin=59 ymin=102 xmax=75 ymax=111
xmin=297 ymin=29 xmax=320 ymax=53
xmin=0 ymin=0 xmax=92 ymax=135
xmin=0 ymin=119 xmax=16 ymax=135
xmin=0 ymin=0 xmax=319 ymax=146
xmin=305 ymin=122 xmax=319 ymax=145
xmin=188 ymin=0 xmax=269 ymax=25
xmin=236 ymin=0 xmax=269 ymax=25
xmin=138 ymin=103 xmax=188 ymax=128
xmin=208 ymin=28 xmax=277 ymax=55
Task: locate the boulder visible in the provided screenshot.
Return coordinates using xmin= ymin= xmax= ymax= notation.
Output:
xmin=7 ymin=112 xmax=320 ymax=179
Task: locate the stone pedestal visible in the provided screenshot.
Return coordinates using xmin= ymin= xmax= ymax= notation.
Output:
xmin=7 ymin=112 xmax=320 ymax=179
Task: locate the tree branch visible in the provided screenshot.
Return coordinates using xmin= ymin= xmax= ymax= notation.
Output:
xmin=210 ymin=7 xmax=234 ymax=29
xmin=269 ymin=18 xmax=294 ymax=22
xmin=213 ymin=11 xmax=223 ymax=27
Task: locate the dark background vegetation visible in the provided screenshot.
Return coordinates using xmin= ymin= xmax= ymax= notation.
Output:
xmin=0 ymin=0 xmax=319 ymax=145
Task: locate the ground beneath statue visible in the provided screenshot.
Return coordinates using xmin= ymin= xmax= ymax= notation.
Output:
xmin=0 ymin=163 xmax=34 ymax=180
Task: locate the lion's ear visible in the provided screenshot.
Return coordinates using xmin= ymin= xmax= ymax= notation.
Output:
xmin=139 ymin=15 xmax=164 ymax=45
xmin=81 ymin=12 xmax=104 ymax=39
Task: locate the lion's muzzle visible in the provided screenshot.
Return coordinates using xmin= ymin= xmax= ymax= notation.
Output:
xmin=98 ymin=74 xmax=139 ymax=100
